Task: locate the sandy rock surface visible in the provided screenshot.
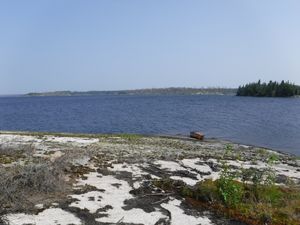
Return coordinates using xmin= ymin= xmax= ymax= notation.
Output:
xmin=0 ymin=133 xmax=299 ymax=225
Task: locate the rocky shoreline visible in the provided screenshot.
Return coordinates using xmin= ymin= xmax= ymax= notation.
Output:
xmin=0 ymin=132 xmax=299 ymax=225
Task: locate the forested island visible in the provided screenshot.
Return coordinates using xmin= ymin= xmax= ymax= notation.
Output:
xmin=237 ymin=80 xmax=300 ymax=97
xmin=27 ymin=87 xmax=236 ymax=96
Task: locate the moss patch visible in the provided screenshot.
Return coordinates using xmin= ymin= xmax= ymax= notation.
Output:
xmin=153 ymin=178 xmax=300 ymax=225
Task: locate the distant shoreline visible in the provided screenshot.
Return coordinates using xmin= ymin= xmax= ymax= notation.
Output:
xmin=26 ymin=87 xmax=237 ymax=97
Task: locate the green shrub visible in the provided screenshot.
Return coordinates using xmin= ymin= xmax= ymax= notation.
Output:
xmin=217 ymin=171 xmax=244 ymax=207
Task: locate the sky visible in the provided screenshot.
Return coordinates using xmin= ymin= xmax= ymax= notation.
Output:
xmin=0 ymin=0 xmax=300 ymax=94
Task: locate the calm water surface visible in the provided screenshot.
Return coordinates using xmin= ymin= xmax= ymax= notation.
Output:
xmin=0 ymin=95 xmax=299 ymax=155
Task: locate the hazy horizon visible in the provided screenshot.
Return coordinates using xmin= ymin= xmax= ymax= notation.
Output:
xmin=2 ymin=81 xmax=299 ymax=96
xmin=1 ymin=1 xmax=300 ymax=95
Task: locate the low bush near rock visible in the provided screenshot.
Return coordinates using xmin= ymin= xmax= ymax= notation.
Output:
xmin=0 ymin=161 xmax=66 ymax=215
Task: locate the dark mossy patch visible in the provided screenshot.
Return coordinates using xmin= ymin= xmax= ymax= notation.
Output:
xmin=68 ymin=165 xmax=95 ymax=178
xmin=0 ymin=155 xmax=16 ymax=164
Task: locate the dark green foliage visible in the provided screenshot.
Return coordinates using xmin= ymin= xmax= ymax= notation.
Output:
xmin=217 ymin=172 xmax=243 ymax=207
xmin=237 ymin=80 xmax=300 ymax=97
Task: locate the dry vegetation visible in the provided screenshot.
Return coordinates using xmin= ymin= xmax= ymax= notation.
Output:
xmin=0 ymin=143 xmax=96 ymax=224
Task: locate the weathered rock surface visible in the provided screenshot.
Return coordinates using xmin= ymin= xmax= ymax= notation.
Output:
xmin=0 ymin=132 xmax=299 ymax=225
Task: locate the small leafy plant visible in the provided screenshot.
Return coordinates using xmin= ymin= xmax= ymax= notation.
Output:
xmin=217 ymin=166 xmax=243 ymax=207
xmin=217 ymin=144 xmax=244 ymax=207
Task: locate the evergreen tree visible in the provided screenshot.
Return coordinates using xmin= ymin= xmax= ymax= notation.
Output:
xmin=236 ymin=80 xmax=300 ymax=97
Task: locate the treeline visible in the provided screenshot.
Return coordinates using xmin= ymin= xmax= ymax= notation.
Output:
xmin=237 ymin=80 xmax=300 ymax=97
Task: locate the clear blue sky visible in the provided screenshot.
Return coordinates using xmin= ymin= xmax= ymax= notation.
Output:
xmin=1 ymin=0 xmax=300 ymax=94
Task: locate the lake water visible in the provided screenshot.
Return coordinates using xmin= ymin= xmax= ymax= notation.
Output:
xmin=0 ymin=95 xmax=299 ymax=155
